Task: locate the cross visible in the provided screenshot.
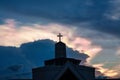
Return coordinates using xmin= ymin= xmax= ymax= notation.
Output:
xmin=57 ymin=33 xmax=63 ymax=42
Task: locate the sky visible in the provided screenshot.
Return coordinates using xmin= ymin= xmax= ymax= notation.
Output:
xmin=0 ymin=0 xmax=120 ymax=79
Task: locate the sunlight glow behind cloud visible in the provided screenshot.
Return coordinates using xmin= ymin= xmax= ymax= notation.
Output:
xmin=0 ymin=19 xmax=119 ymax=78
xmin=0 ymin=19 xmax=102 ymax=62
xmin=93 ymin=64 xmax=119 ymax=78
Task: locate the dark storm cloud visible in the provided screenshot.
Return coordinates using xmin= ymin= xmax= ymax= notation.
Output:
xmin=0 ymin=39 xmax=88 ymax=78
xmin=0 ymin=0 xmax=120 ymax=37
xmin=0 ymin=0 xmax=107 ymax=22
xmin=7 ymin=64 xmax=23 ymax=72
xmin=93 ymin=19 xmax=120 ymax=37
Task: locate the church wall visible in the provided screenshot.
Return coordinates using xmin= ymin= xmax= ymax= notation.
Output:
xmin=32 ymin=66 xmax=64 ymax=80
xmin=75 ymin=65 xmax=95 ymax=80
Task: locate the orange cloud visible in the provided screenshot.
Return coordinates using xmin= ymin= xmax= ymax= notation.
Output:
xmin=93 ymin=64 xmax=119 ymax=78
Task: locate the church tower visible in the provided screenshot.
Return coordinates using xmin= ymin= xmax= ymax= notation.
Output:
xmin=44 ymin=33 xmax=81 ymax=66
xmin=55 ymin=33 xmax=66 ymax=58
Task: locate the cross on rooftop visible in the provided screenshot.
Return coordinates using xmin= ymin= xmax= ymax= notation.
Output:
xmin=57 ymin=33 xmax=63 ymax=42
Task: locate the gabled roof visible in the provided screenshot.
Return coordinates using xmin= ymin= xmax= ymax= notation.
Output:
xmin=32 ymin=60 xmax=95 ymax=80
xmin=54 ymin=62 xmax=86 ymax=80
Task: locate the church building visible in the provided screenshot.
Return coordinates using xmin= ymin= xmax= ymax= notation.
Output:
xmin=32 ymin=33 xmax=95 ymax=80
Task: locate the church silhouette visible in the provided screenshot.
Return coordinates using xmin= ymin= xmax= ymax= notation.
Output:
xmin=32 ymin=33 xmax=95 ymax=80
xmin=12 ymin=33 xmax=120 ymax=80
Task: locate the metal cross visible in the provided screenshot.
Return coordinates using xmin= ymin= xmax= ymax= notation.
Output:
xmin=57 ymin=33 xmax=63 ymax=42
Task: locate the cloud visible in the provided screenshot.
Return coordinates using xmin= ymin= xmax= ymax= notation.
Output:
xmin=93 ymin=64 xmax=119 ymax=78
xmin=0 ymin=0 xmax=106 ymax=21
xmin=1 ymin=0 xmax=120 ymax=38
xmin=1 ymin=19 xmax=120 ymax=78
xmin=7 ymin=65 xmax=23 ymax=72
xmin=0 ymin=19 xmax=102 ymax=64
xmin=0 ymin=39 xmax=89 ymax=79
xmin=112 ymin=65 xmax=120 ymax=78
xmin=1 ymin=17 xmax=120 ymax=78
xmin=105 ymin=0 xmax=120 ymax=20
xmin=0 ymin=0 xmax=120 ymax=78
xmin=116 ymin=47 xmax=120 ymax=56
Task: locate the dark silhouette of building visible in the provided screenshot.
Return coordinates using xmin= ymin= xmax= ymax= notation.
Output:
xmin=32 ymin=33 xmax=95 ymax=80
xmin=12 ymin=33 xmax=120 ymax=80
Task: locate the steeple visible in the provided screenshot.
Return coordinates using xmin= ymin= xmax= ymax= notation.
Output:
xmin=45 ymin=33 xmax=81 ymax=66
xmin=32 ymin=34 xmax=95 ymax=80
xmin=55 ymin=33 xmax=66 ymax=58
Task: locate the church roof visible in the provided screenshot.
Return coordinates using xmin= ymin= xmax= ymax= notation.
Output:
xmin=55 ymin=62 xmax=87 ymax=80
xmin=32 ymin=62 xmax=95 ymax=80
